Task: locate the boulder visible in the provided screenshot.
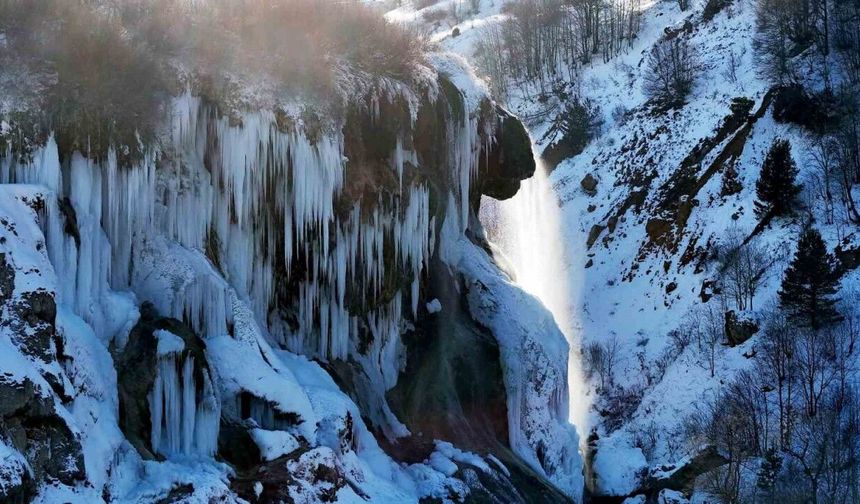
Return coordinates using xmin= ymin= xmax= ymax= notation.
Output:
xmin=587 ymin=224 xmax=606 ymax=249
xmin=0 ymin=252 xmax=13 ymax=305
xmin=115 ymin=302 xmax=209 ymax=459
xmin=724 ymin=311 xmax=758 ymax=346
xmin=581 ymin=173 xmax=598 ymax=194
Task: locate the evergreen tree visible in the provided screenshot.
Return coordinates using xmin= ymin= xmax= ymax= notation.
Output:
xmin=778 ymin=228 xmax=842 ymax=330
xmin=756 ymin=448 xmax=783 ymax=502
xmin=755 ymin=139 xmax=801 ymax=218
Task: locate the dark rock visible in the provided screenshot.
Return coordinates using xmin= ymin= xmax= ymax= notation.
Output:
xmin=452 ymin=27 xmax=460 ymax=37
xmin=585 ymin=259 xmax=594 ymax=268
xmin=116 ymin=303 xmax=208 ymax=459
xmin=0 ymin=376 xmax=85 ymax=486
xmin=587 ymin=225 xmax=605 ymax=249
xmin=0 ymin=252 xmax=13 ymax=305
xmin=25 ymin=416 xmax=86 ymax=484
xmin=22 ymin=290 xmax=54 ymax=324
xmin=644 ymin=445 xmax=728 ymax=494
xmin=232 ymin=448 xmax=349 ymax=503
xmin=14 ymin=291 xmax=58 ymax=361
xmin=665 ymin=282 xmax=677 ymax=294
xmin=0 ymin=377 xmax=39 ymax=417
xmin=383 ymin=257 xmax=570 ymax=503
xmin=218 ymin=420 xmax=263 ymax=470
xmin=581 ymin=173 xmax=598 ymax=194
xmin=724 ymin=310 xmax=758 ymax=346
xmin=57 ymin=197 xmax=81 ymax=248
xmin=607 ymin=215 xmax=618 ymax=233
xmin=645 ymin=218 xmax=672 ymax=246
xmin=479 ymin=107 xmax=535 ymax=200
xmin=0 ymin=458 xmax=35 ymax=504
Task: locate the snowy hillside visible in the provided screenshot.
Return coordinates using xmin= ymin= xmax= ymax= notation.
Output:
xmin=390 ymin=0 xmax=860 ymax=500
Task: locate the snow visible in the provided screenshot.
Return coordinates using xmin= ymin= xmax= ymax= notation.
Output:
xmin=249 ymin=429 xmax=301 ymax=461
xmin=592 ymin=435 xmax=648 ymax=495
xmin=426 ymin=298 xmax=443 ymax=313
xmin=154 ymin=330 xmax=185 ymax=356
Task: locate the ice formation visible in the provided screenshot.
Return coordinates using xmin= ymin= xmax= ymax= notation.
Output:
xmin=149 ymin=340 xmax=220 ymax=457
xmin=0 ymin=86 xmax=476 ymax=364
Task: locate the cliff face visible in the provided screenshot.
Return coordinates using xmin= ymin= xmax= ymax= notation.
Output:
xmin=0 ymin=51 xmax=581 ymax=503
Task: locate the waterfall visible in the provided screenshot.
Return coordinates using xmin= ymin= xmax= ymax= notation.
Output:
xmin=482 ymin=158 xmax=590 ymax=445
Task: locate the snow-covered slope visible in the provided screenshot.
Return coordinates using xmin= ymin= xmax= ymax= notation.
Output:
xmin=390 ymin=0 xmax=860 ymax=499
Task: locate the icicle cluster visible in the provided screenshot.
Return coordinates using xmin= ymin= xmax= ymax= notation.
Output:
xmin=0 ymin=83 xmax=485 ymax=364
xmin=149 ymin=330 xmax=220 ymax=457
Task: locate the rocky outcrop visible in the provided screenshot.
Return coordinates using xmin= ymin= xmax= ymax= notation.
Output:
xmin=479 ymin=106 xmax=537 ymax=200
xmin=581 ymin=173 xmax=598 ymax=195
xmin=724 ymin=310 xmax=758 ymax=346
xmin=643 ymin=445 xmax=728 ymax=494
xmin=0 ymin=241 xmax=85 ymax=498
xmin=387 ymin=256 xmax=570 ymax=502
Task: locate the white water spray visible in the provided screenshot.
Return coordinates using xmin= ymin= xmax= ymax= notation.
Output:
xmin=482 ymin=158 xmax=590 ymax=445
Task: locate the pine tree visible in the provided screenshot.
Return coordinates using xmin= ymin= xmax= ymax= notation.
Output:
xmin=756 ymin=448 xmax=783 ymax=502
xmin=755 ymin=139 xmax=801 ymax=218
xmin=778 ymin=228 xmax=842 ymax=330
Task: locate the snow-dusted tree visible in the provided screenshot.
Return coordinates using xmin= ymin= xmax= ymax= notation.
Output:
xmin=643 ymin=36 xmax=698 ymax=107
xmin=778 ymin=228 xmax=842 ymax=331
xmin=755 ymin=138 xmax=802 ymax=218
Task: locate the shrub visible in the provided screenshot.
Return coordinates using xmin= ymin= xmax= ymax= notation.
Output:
xmin=772 ymin=85 xmax=840 ymax=132
xmin=541 ymin=97 xmax=603 ymax=169
xmin=0 ymin=0 xmax=428 ymax=161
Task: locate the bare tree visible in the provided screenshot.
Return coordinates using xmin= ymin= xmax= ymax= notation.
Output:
xmin=643 ymin=36 xmax=698 ymax=107
xmin=717 ymin=228 xmax=772 ymax=311
xmin=585 ymin=334 xmax=621 ymax=390
xmin=758 ymin=310 xmax=799 ymax=448
xmin=683 ymin=305 xmax=723 ymax=377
